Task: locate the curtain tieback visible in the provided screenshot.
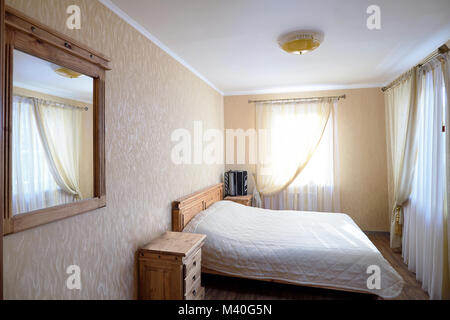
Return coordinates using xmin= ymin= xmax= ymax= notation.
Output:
xmin=393 ymin=205 xmax=403 ymax=236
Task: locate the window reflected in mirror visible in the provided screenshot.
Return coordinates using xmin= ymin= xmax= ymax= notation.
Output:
xmin=12 ymin=49 xmax=94 ymax=215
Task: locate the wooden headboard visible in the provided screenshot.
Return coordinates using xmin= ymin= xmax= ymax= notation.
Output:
xmin=172 ymin=183 xmax=223 ymax=232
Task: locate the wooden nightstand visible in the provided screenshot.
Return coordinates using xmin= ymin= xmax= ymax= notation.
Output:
xmin=138 ymin=231 xmax=206 ymax=300
xmin=224 ymin=194 xmax=253 ymax=206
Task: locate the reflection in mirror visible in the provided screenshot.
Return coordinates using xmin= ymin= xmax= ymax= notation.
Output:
xmin=12 ymin=50 xmax=94 ymax=215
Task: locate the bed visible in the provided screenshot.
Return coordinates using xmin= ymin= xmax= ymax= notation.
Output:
xmin=172 ymin=183 xmax=404 ymax=298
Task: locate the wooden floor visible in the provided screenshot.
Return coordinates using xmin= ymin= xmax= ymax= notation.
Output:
xmin=202 ymin=232 xmax=429 ymax=300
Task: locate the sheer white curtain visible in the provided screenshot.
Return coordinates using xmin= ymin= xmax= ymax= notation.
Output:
xmin=442 ymin=52 xmax=450 ymax=299
xmin=12 ymin=96 xmax=75 ymax=215
xmin=256 ymin=99 xmax=340 ymax=212
xmin=402 ymin=56 xmax=448 ymax=299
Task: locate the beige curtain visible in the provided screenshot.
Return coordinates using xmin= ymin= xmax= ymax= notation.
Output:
xmin=254 ymin=99 xmax=333 ymax=197
xmin=385 ymin=68 xmax=419 ymax=249
xmin=32 ymin=98 xmax=83 ymax=199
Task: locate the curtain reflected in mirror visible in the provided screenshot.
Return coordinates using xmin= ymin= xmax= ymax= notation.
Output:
xmin=12 ymin=49 xmax=94 ymax=215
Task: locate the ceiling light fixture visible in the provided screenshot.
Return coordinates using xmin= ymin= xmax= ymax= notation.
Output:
xmin=51 ymin=64 xmax=82 ymax=78
xmin=278 ymin=31 xmax=323 ymax=55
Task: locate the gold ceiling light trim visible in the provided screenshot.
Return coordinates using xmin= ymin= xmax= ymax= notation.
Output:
xmin=51 ymin=64 xmax=82 ymax=79
xmin=278 ymin=31 xmax=324 ymax=55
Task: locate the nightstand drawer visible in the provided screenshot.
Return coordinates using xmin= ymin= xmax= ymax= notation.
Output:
xmin=186 ymin=286 xmax=204 ymax=300
xmin=184 ymin=260 xmax=201 ymax=292
xmin=185 ymin=278 xmax=202 ymax=300
xmin=184 ymin=249 xmax=201 ymax=273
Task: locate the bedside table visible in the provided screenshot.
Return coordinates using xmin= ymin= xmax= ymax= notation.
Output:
xmin=138 ymin=231 xmax=206 ymax=300
xmin=224 ymin=194 xmax=253 ymax=206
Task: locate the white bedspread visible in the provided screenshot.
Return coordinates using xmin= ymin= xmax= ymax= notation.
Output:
xmin=183 ymin=200 xmax=404 ymax=298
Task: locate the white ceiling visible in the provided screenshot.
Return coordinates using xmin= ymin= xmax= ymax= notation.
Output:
xmin=13 ymin=50 xmax=93 ymax=103
xmin=104 ymin=0 xmax=450 ymax=95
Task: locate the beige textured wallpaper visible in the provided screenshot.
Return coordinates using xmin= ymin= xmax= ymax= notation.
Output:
xmin=4 ymin=0 xmax=224 ymax=299
xmin=224 ymin=88 xmax=389 ymax=232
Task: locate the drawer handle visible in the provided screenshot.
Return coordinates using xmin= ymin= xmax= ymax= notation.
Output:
xmin=193 ymin=289 xmax=197 ymax=297
xmin=192 ymin=275 xmax=196 ymax=281
xmin=193 ymin=261 xmax=197 ymax=267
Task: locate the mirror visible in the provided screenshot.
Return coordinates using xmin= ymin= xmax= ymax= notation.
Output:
xmin=3 ymin=8 xmax=109 ymax=234
xmin=12 ymin=49 xmax=94 ymax=215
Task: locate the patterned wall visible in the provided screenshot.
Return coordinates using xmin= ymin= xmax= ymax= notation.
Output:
xmin=4 ymin=0 xmax=224 ymax=299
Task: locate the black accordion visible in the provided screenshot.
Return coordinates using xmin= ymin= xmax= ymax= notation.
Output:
xmin=224 ymin=171 xmax=248 ymax=196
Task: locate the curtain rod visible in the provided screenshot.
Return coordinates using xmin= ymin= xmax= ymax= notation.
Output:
xmin=248 ymin=94 xmax=346 ymax=104
xmin=381 ymin=44 xmax=449 ymax=92
xmin=14 ymin=94 xmax=89 ymax=111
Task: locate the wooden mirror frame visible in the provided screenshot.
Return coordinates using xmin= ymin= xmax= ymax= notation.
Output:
xmin=1 ymin=7 xmax=110 ymax=235
xmin=1 ymin=0 xmax=5 ymax=300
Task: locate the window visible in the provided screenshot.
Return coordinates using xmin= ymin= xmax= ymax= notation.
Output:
xmin=12 ymin=96 xmax=77 ymax=215
xmin=269 ymin=111 xmax=335 ymax=188
xmin=290 ymin=114 xmax=334 ymax=187
xmin=256 ymin=101 xmax=340 ymax=212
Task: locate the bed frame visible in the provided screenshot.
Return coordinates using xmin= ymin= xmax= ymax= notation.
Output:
xmin=171 ymin=183 xmax=377 ymax=298
xmin=172 ymin=183 xmax=224 ymax=232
